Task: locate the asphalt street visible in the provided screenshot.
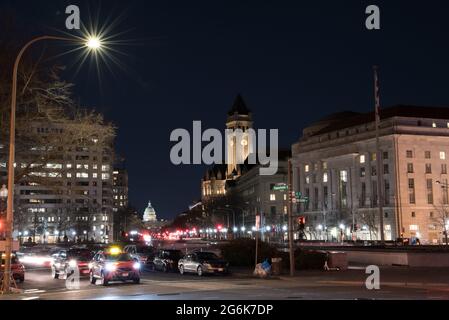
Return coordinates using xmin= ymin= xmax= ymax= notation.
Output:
xmin=3 ymin=265 xmax=449 ymax=300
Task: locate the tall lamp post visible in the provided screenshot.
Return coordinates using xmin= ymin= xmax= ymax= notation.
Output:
xmin=2 ymin=35 xmax=102 ymax=294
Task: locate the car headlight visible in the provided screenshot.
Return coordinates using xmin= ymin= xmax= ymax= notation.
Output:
xmin=105 ymin=263 xmax=117 ymax=272
xmin=133 ymin=262 xmax=141 ymax=270
xmin=69 ymin=260 xmax=77 ymax=268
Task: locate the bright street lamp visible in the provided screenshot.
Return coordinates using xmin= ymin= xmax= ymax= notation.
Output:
xmin=86 ymin=37 xmax=102 ymax=49
xmin=2 ymin=34 xmax=102 ymax=293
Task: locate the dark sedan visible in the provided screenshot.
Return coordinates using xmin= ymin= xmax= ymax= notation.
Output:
xmin=153 ymin=250 xmax=182 ymax=272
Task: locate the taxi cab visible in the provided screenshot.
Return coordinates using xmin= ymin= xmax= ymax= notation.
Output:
xmin=89 ymin=247 xmax=141 ymax=286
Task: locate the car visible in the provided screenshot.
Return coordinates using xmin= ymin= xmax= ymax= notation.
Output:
xmin=123 ymin=244 xmax=156 ymax=267
xmin=153 ymin=249 xmax=182 ymax=272
xmin=89 ymin=249 xmax=141 ymax=286
xmin=178 ymin=252 xmax=229 ymax=276
xmin=0 ymin=253 xmax=25 ymax=283
xmin=18 ymin=246 xmax=61 ymax=268
xmin=51 ymin=248 xmax=94 ymax=279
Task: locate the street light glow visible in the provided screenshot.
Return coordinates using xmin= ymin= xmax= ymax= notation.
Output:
xmin=86 ymin=36 xmax=102 ymax=49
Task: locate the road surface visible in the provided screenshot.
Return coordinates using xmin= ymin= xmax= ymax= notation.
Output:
xmin=2 ymin=265 xmax=449 ymax=300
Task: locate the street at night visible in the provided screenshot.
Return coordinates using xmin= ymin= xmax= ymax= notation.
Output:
xmin=5 ymin=265 xmax=449 ymax=301
xmin=2 ymin=1 xmax=449 ymax=315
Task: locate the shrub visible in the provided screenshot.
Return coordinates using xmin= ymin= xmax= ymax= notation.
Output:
xmin=218 ymin=239 xmax=279 ymax=267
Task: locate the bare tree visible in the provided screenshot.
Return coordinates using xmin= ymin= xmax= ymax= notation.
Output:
xmin=432 ymin=203 xmax=449 ymax=246
xmin=357 ymin=211 xmax=379 ymax=241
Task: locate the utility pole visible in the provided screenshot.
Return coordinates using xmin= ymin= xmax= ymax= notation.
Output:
xmin=374 ymin=66 xmax=385 ymax=244
xmin=287 ymin=159 xmax=295 ymax=276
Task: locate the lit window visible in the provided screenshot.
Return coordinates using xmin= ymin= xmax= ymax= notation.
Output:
xmin=67 ymin=164 xmax=72 ymax=169
xmin=93 ymin=173 xmax=98 ymax=179
xmin=371 ymin=153 xmax=377 ymax=161
xmin=284 ymin=194 xmax=287 ymax=201
xmin=270 ymin=194 xmax=276 ymax=201
xmin=440 ymin=152 xmax=446 ymax=160
xmin=340 ymin=170 xmax=348 ymax=183
xmin=102 ymin=165 xmax=110 ymax=172
xmin=305 ymin=165 xmax=310 ymax=173
xmin=305 ymin=176 xmax=310 ymax=184
xmin=67 ymin=173 xmax=72 ymax=178
xmin=432 ymin=122 xmax=437 ymax=128
xmin=102 ymin=173 xmax=110 ymax=180
xmin=76 ymin=172 xmax=89 ymax=179
xmin=323 ymin=172 xmax=328 ymax=183
xmin=410 ymin=225 xmax=419 ymax=231
xmin=360 ymin=155 xmax=366 ymax=164
xmin=323 ymin=162 xmax=328 ymax=170
xmin=93 ymin=165 xmax=98 ymax=170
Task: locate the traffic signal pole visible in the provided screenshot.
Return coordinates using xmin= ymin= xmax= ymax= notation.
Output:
xmin=287 ymin=159 xmax=295 ymax=276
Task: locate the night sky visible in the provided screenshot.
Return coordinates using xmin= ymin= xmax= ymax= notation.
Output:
xmin=2 ymin=0 xmax=449 ymax=219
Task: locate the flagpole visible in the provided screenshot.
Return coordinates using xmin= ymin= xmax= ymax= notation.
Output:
xmin=374 ymin=66 xmax=386 ymax=244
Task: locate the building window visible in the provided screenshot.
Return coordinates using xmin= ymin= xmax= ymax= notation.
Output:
xmin=323 ymin=172 xmax=328 ymax=183
xmin=440 ymin=152 xmax=446 ymax=160
xmin=270 ymin=194 xmax=276 ymax=201
xmin=430 ymin=212 xmax=434 ymax=218
xmin=360 ymin=183 xmax=366 ymax=208
xmin=383 ymin=151 xmax=389 ymax=160
xmin=427 ymin=179 xmax=434 ymax=205
xmin=425 ymin=151 xmax=431 ymax=159
xmin=426 ymin=164 xmax=432 ymax=174
xmin=360 ymin=155 xmax=366 ymax=164
xmin=313 ymin=188 xmax=319 ymax=210
xmin=323 ymin=186 xmax=329 ymax=209
xmin=406 ymin=150 xmax=413 ymax=158
xmin=371 ymin=166 xmax=377 ymax=176
xmin=410 ymin=225 xmax=419 ymax=231
xmin=442 ymin=164 xmax=448 ymax=175
xmin=360 ymin=167 xmax=366 ymax=178
xmin=408 ymin=179 xmax=416 ymax=204
xmin=407 ymin=163 xmax=414 ymax=174
xmin=305 ymin=165 xmax=310 ymax=173
xmin=442 ymin=179 xmax=449 ymax=205
xmin=383 ymin=164 xmax=389 ymax=175
xmin=339 ymin=170 xmax=348 ymax=208
xmin=384 ymin=180 xmax=390 ymax=205
xmin=305 ymin=188 xmax=310 ymax=211
xmin=372 ymin=181 xmax=378 ymax=206
xmin=371 ymin=153 xmax=377 ymax=162
xmin=432 ymin=122 xmax=437 ymax=128
xmin=411 ymin=212 xmax=416 ymax=218
xmin=314 ymin=163 xmax=319 ymax=171
xmin=323 ymin=162 xmax=328 ymax=170
xmin=305 ymin=176 xmax=310 ymax=184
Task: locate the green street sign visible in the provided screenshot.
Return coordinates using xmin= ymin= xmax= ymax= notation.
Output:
xmin=273 ymin=184 xmax=288 ymax=191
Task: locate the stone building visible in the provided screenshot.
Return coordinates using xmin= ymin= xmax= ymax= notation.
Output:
xmin=292 ymin=106 xmax=449 ymax=244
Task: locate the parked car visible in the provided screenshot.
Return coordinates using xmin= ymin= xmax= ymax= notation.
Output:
xmin=124 ymin=244 xmax=156 ymax=267
xmin=0 ymin=253 xmax=25 ymax=283
xmin=178 ymin=252 xmax=229 ymax=276
xmin=51 ymin=248 xmax=94 ymax=279
xmin=89 ymin=249 xmax=141 ymax=286
xmin=153 ymin=249 xmax=182 ymax=272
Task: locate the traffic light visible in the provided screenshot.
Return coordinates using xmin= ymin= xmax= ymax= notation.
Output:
xmin=298 ymin=217 xmax=306 ymax=230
